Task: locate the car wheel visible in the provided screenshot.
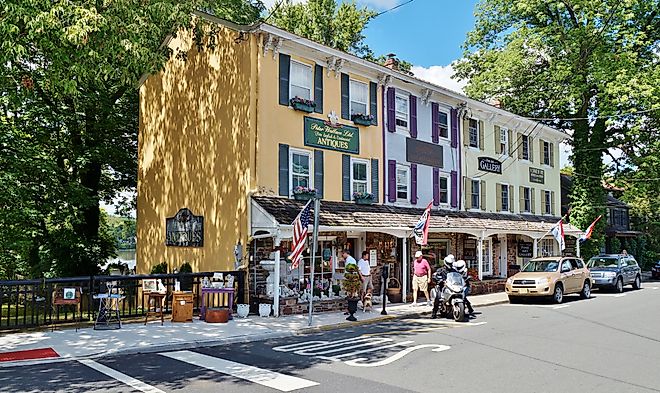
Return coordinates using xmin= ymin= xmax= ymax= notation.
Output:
xmin=580 ymin=281 xmax=591 ymax=299
xmin=508 ymin=296 xmax=522 ymax=304
xmin=632 ymin=275 xmax=642 ymax=290
xmin=553 ymin=284 xmax=563 ymax=304
xmin=615 ymin=277 xmax=624 ymax=293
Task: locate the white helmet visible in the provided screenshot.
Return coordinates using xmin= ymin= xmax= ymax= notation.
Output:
xmin=454 ymin=260 xmax=467 ymax=276
xmin=443 ymin=254 xmax=455 ymax=268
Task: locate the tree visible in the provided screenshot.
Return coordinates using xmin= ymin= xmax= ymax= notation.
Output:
xmin=454 ymin=0 xmax=660 ymax=259
xmin=0 ymin=1 xmax=263 ymax=278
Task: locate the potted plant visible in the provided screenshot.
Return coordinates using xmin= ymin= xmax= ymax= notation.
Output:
xmin=351 ymin=113 xmax=374 ymax=126
xmin=151 ymin=261 xmax=168 ymax=274
xmin=342 ymin=264 xmax=362 ymax=321
xmin=179 ymin=261 xmax=193 ymax=291
xmin=353 ymin=191 xmax=374 ymax=205
xmin=292 ymin=186 xmax=317 ymax=201
xmin=290 ymin=96 xmax=316 ymax=113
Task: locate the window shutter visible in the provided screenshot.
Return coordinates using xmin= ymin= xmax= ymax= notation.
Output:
xmin=278 ymin=54 xmax=290 ymax=106
xmin=550 ymin=143 xmax=555 ymax=167
xmin=509 ymin=186 xmax=515 ymax=213
xmin=508 ymin=129 xmax=513 ymax=155
xmin=531 ymin=188 xmax=536 ymax=214
xmin=450 ymin=170 xmax=458 ymax=208
xmin=387 ymin=88 xmax=396 ymax=132
xmin=369 ymin=82 xmax=378 ymax=125
xmin=519 ymin=186 xmax=524 ymax=212
xmin=551 ymin=191 xmax=556 ymax=215
xmin=496 ymin=184 xmax=502 ymax=211
xmin=478 ymin=120 xmax=485 ymax=151
xmin=388 ymin=160 xmax=396 ymax=202
xmin=539 ymin=139 xmax=544 ymax=164
xmin=410 ymin=95 xmax=418 ymax=138
xmin=341 ymin=73 xmax=350 ymax=120
xmin=450 ymin=108 xmax=458 ymax=148
xmin=541 ymin=190 xmax=547 ymax=214
xmin=517 ymin=133 xmax=523 ymax=159
xmin=433 ymin=167 xmax=439 ymax=206
xmin=529 ymin=136 xmax=534 ymax=163
xmin=314 ymin=64 xmax=323 ymax=113
xmin=314 ymin=150 xmax=324 ymax=199
xmin=371 ymin=158 xmax=379 ymax=203
xmin=278 ymin=144 xmax=289 ymax=196
xmin=494 ymin=125 xmax=501 ymax=154
xmin=431 ymin=103 xmax=439 ymax=143
xmin=464 ymin=178 xmax=470 ymax=209
xmin=342 ymin=154 xmax=351 ymax=201
xmin=411 ymin=164 xmax=418 ymax=204
xmin=463 ymin=118 xmax=470 ymax=146
xmin=480 ymin=180 xmax=486 ymax=210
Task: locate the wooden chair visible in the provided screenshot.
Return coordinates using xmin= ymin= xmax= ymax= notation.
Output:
xmin=52 ymin=286 xmax=83 ymax=331
xmin=143 ymin=279 xmax=166 ymax=325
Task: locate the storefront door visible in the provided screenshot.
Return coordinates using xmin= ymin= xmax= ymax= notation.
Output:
xmin=421 ymin=239 xmax=450 ymax=269
xmin=482 ymin=239 xmax=493 ymax=276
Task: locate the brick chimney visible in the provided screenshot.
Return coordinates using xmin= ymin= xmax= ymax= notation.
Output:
xmin=383 ymin=53 xmax=399 ymax=71
xmin=490 ymin=98 xmax=503 ymax=108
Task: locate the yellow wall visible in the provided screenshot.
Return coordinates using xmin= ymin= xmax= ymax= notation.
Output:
xmin=255 ymin=47 xmax=383 ymax=200
xmin=137 ymin=26 xmax=257 ymax=273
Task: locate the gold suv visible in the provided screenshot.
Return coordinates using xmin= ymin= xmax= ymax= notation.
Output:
xmin=505 ymin=257 xmax=592 ymax=304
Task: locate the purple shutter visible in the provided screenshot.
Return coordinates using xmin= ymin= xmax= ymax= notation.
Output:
xmin=387 ymin=88 xmax=396 ymax=133
xmin=433 ymin=167 xmax=440 ymax=206
xmin=388 ymin=160 xmax=396 ymax=202
xmin=410 ymin=95 xmax=417 ymax=138
xmin=450 ymin=108 xmax=458 ymax=148
xmin=431 ymin=102 xmax=439 ymax=143
xmin=450 ymin=170 xmax=458 ymax=208
xmin=411 ymin=164 xmax=418 ymax=205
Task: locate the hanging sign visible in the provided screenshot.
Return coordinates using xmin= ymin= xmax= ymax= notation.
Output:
xmin=478 ymin=157 xmax=502 ymax=174
xmin=166 ymin=208 xmax=204 ymax=247
xmin=518 ymin=242 xmax=533 ymax=258
xmin=304 ymin=116 xmax=359 ymax=154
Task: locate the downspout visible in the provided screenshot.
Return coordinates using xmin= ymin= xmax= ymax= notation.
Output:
xmin=457 ymin=106 xmax=462 ymax=211
xmin=382 ymin=84 xmax=387 ymax=204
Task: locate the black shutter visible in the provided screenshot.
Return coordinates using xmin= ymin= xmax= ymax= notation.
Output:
xmin=314 ymin=64 xmax=323 ymax=113
xmin=369 ymin=82 xmax=378 ymax=125
xmin=278 ymin=144 xmax=289 ymax=196
xmin=371 ymin=158 xmax=379 ymax=203
xmin=341 ymin=73 xmax=350 ymax=120
xmin=342 ymin=154 xmax=351 ymax=201
xmin=314 ymin=150 xmax=324 ymax=199
xmin=278 ymin=54 xmax=290 ymax=106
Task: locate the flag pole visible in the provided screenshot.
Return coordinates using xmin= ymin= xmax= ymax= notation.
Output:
xmin=539 ymin=212 xmax=569 ymax=240
xmin=308 ymin=197 xmax=321 ymax=327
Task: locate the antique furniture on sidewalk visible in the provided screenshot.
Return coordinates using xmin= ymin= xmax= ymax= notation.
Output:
xmin=171 ymin=291 xmax=193 ymax=323
xmin=143 ymin=279 xmax=166 ymax=325
xmin=200 ymin=287 xmax=234 ymax=321
xmin=51 ymin=286 xmax=83 ymax=332
xmin=93 ymin=281 xmax=124 ymax=330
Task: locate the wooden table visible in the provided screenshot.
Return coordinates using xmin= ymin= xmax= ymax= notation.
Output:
xmin=144 ymin=292 xmax=166 ymax=325
xmin=200 ymin=287 xmax=234 ymax=321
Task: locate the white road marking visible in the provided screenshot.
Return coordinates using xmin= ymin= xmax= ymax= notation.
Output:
xmin=651 ymin=287 xmax=658 ymax=290
xmin=504 ymin=303 xmax=561 ymax=308
xmin=316 ymin=341 xmax=415 ymax=361
xmin=553 ymin=305 xmax=570 ymax=309
xmin=160 ymin=350 xmax=318 ymax=392
xmin=344 ymin=344 xmax=451 ymax=367
xmin=405 ymin=319 xmax=487 ymax=326
xmin=78 ymin=359 xmax=165 ymax=393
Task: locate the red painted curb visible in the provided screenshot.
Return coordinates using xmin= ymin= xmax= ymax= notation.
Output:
xmin=0 ymin=348 xmax=59 ymax=362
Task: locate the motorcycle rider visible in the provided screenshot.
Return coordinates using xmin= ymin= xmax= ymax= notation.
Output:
xmin=453 ymin=259 xmax=474 ymax=315
xmin=431 ymin=254 xmax=456 ymax=319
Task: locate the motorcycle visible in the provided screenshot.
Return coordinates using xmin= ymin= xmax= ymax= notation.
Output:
xmin=431 ymin=271 xmax=467 ymax=322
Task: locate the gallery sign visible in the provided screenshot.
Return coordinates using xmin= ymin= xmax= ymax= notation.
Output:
xmin=304 ymin=116 xmax=359 ymax=154
xmin=517 ymin=242 xmax=533 ymax=258
xmin=166 ymin=208 xmax=204 ymax=247
xmin=529 ymin=167 xmax=545 ymax=184
xmin=478 ymin=157 xmax=502 ymax=174
xmin=406 ymin=138 xmax=443 ymax=168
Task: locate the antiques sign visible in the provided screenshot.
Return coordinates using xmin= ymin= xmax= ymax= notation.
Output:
xmin=406 ymin=138 xmax=444 ymax=168
xmin=478 ymin=157 xmax=502 ymax=174
xmin=166 ymin=208 xmax=204 ymax=247
xmin=518 ymin=242 xmax=533 ymax=258
xmin=304 ymin=116 xmax=359 ymax=154
xmin=529 ymin=167 xmax=545 ymax=184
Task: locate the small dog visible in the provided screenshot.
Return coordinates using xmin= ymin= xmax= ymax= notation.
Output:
xmin=362 ymin=292 xmax=373 ymax=312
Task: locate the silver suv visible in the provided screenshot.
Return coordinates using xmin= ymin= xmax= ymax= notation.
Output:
xmin=587 ymin=254 xmax=642 ymax=293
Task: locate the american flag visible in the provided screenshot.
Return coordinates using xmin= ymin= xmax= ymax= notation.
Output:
xmin=289 ymin=200 xmax=312 ymax=269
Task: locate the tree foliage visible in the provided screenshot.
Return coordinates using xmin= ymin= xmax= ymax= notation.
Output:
xmin=0 ymin=0 xmax=263 ymax=278
xmin=454 ymin=0 xmax=660 ymax=258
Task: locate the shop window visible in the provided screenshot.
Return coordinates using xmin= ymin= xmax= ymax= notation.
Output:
xmin=290 ymin=149 xmax=312 ymax=191
xmin=351 ymin=158 xmax=369 ymax=195
xmin=349 ymin=80 xmax=368 ymax=115
xmin=290 ymin=60 xmax=313 ymax=100
xmin=395 ymin=93 xmax=409 ymax=129
xmin=469 ymin=119 xmax=479 ymax=148
xmin=396 ymin=165 xmax=409 ymax=200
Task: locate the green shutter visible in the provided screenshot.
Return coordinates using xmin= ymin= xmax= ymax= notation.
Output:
xmin=278 ymin=54 xmax=290 ymax=106
xmin=342 ymin=154 xmax=351 ymax=201
xmin=278 ymin=144 xmax=289 ymax=196
xmin=314 ymin=150 xmax=324 ymax=198
xmin=314 ymin=64 xmax=323 ymax=113
xmin=370 ymin=82 xmax=378 ymax=125
xmin=341 ymin=73 xmax=350 ymax=120
xmin=371 ymin=158 xmax=379 ymax=203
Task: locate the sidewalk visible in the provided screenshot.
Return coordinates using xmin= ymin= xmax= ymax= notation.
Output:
xmin=0 ymin=292 xmax=507 ymax=367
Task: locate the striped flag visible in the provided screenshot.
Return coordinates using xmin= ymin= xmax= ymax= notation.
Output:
xmin=550 ymin=218 xmax=565 ymax=251
xmin=579 ymin=215 xmax=602 ymax=242
xmin=413 ymin=202 xmax=433 ymax=246
xmin=289 ymin=200 xmax=313 ymax=269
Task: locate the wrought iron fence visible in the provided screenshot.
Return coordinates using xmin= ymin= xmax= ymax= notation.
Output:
xmin=0 ymin=271 xmax=245 ymax=331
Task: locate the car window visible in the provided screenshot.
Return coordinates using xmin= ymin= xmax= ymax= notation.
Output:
xmin=588 ymin=257 xmax=619 ymax=268
xmin=522 ymin=260 xmax=559 ymax=272
xmin=620 ymin=258 xmax=628 ymax=267
xmin=576 ymin=259 xmax=584 ymax=269
xmin=561 ymin=260 xmax=572 ymax=272
xmin=627 ymin=258 xmax=638 ymax=267
xmin=569 ymin=259 xmax=580 ymax=270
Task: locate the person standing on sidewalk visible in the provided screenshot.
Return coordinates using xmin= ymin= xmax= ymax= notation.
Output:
xmin=357 ymin=251 xmax=373 ymax=301
xmin=412 ymin=250 xmax=432 ymax=306
xmin=342 ymin=250 xmax=357 ymax=267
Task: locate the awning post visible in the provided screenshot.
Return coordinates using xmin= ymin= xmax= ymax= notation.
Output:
xmin=477 ymin=232 xmax=484 ymax=281
xmin=402 ymin=236 xmax=408 ymax=303
xmin=576 ymin=237 xmax=581 ymax=258
xmin=533 ymin=238 xmax=538 ymax=257
xmin=273 ymin=236 xmax=281 ymax=317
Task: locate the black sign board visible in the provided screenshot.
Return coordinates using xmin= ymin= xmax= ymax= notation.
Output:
xmin=564 ymin=237 xmax=577 ymax=256
xmin=478 ymin=157 xmax=502 ymax=174
xmin=529 ymin=167 xmax=545 ymax=184
xmin=166 ymin=208 xmax=204 ymax=247
xmin=518 ymin=242 xmax=533 ymax=258
xmin=406 ymin=138 xmax=443 ymax=168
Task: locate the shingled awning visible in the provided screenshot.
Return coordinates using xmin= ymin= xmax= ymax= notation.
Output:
xmin=251 ymin=196 xmax=583 ymax=238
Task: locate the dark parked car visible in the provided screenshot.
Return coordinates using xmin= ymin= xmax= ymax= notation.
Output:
xmin=652 ymin=261 xmax=660 ymax=280
xmin=587 ymin=254 xmax=642 ymax=292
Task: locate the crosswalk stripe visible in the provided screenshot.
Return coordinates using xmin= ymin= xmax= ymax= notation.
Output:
xmin=160 ymin=350 xmax=319 ymax=392
xmin=78 ymin=359 xmax=165 ymax=393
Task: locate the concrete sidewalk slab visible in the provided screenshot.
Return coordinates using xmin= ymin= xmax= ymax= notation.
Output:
xmin=0 ymin=291 xmax=508 ymax=367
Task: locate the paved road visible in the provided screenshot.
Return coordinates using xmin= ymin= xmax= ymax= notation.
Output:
xmin=3 ymin=285 xmax=660 ymax=393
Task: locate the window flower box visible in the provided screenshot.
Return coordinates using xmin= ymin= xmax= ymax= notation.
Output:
xmin=290 ymin=97 xmax=316 ymax=113
xmin=353 ymin=192 xmax=374 ymax=205
xmin=351 ymin=113 xmax=374 ymax=126
xmin=293 ymin=186 xmax=317 ymax=201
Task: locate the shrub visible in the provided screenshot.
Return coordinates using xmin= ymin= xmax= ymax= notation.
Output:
xmin=150 ymin=261 xmax=168 ymax=274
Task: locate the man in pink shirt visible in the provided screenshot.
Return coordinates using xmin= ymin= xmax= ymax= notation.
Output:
xmin=412 ymin=250 xmax=432 ymax=306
